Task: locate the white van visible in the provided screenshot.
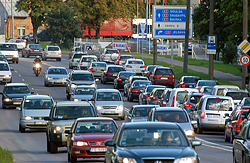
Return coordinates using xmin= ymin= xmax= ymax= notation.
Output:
xmin=0 ymin=42 xmax=19 ymax=63
xmin=210 ymin=85 xmax=240 ymax=95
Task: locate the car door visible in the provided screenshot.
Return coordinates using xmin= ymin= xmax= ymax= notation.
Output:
xmin=106 ymin=126 xmax=121 ymax=163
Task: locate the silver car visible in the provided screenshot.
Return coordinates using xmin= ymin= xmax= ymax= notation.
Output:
xmin=124 ymin=59 xmax=146 ymax=75
xmin=0 ymin=61 xmax=13 ymax=83
xmin=70 ymin=85 xmax=96 ymax=101
xmin=44 ymin=67 xmax=69 ymax=86
xmin=92 ymin=89 xmax=125 ymax=120
xmin=77 ymin=55 xmax=97 ymax=70
xmin=69 ymin=52 xmax=87 ymax=69
xmin=16 ymin=94 xmax=54 ymax=133
xmin=126 ymin=105 xmax=159 ymax=122
xmin=42 ymin=45 xmax=61 ymax=61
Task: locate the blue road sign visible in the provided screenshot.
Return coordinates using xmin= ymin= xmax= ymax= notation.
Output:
xmin=155 ymin=9 xmax=187 ymax=22
xmin=139 ymin=23 xmax=147 ymax=36
xmin=207 ymin=35 xmax=217 ymax=49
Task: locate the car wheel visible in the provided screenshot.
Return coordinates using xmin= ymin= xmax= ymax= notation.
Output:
xmin=129 ymin=95 xmax=133 ymax=102
xmin=224 ymin=130 xmax=230 ymax=142
xmin=47 ymin=138 xmax=50 ymax=152
xmin=58 ymin=58 xmax=61 ymax=61
xmin=127 ymin=94 xmax=129 ymax=101
xmin=197 ymin=122 xmax=203 ymax=134
xmin=16 ymin=61 xmax=19 ymax=64
xmin=103 ymin=77 xmax=106 ymax=84
xmin=44 ymin=80 xmax=48 ymax=87
xmin=49 ymin=137 xmax=58 ymax=153
xmin=22 ymin=52 xmax=24 ymax=57
xmin=19 ymin=124 xmax=25 ymax=133
xmin=230 ymin=130 xmax=234 ymax=143
xmin=70 ymin=153 xmax=77 ymax=162
xmin=2 ymin=104 xmax=6 ymax=109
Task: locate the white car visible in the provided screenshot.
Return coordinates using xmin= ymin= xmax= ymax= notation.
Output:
xmin=42 ymin=45 xmax=61 ymax=61
xmin=101 ymin=48 xmax=120 ymax=63
xmin=0 ymin=61 xmax=13 ymax=83
xmin=124 ymin=59 xmax=145 ymax=75
xmin=77 ymin=55 xmax=97 ymax=70
xmin=8 ymin=39 xmax=26 ymax=51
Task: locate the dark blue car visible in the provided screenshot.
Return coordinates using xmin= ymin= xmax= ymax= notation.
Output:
xmin=127 ymin=80 xmax=152 ymax=102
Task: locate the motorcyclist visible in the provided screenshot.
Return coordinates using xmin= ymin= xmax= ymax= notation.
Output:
xmin=33 ymin=56 xmax=42 ymax=71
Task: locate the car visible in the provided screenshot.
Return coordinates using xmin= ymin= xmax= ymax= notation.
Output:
xmin=139 ymin=85 xmax=167 ymax=105
xmin=176 ymin=76 xmax=201 ymax=88
xmin=66 ymin=70 xmax=98 ymax=100
xmin=126 ymin=105 xmax=159 ymax=122
xmin=101 ymin=48 xmax=120 ymax=63
xmin=167 ymin=88 xmax=199 ymax=107
xmin=148 ymin=107 xmax=195 ymax=141
xmin=233 ymin=123 xmax=250 ymax=163
xmin=195 ymin=95 xmax=234 ymax=134
xmin=114 ymin=54 xmax=134 ymax=65
xmin=147 ymin=87 xmax=166 ymax=105
xmin=87 ymin=62 xmax=107 ymax=78
xmin=210 ymin=85 xmax=240 ymax=95
xmin=0 ymin=83 xmax=34 ymax=109
xmin=0 ymin=43 xmax=19 ymax=64
xmin=44 ymin=67 xmax=69 ymax=87
xmin=45 ymin=101 xmax=97 ymax=153
xmin=0 ymin=53 xmax=7 ymax=62
xmin=42 ymin=45 xmax=61 ymax=61
xmin=127 ymin=80 xmax=152 ymax=102
xmin=21 ymin=44 xmax=43 ymax=58
xmin=77 ymin=55 xmax=98 ymax=70
xmin=199 ymin=86 xmax=214 ymax=95
xmin=80 ymin=43 xmax=102 ymax=61
xmin=101 ymin=65 xmax=125 ymax=84
xmin=113 ymin=71 xmax=136 ymax=90
xmin=66 ymin=117 xmax=118 ymax=162
xmin=222 ymin=89 xmax=249 ymax=106
xmin=69 ymin=52 xmax=88 ymax=69
xmin=124 ymin=75 xmax=148 ymax=97
xmin=156 ymin=88 xmax=173 ymax=106
xmin=142 ymin=65 xmax=163 ymax=79
xmin=195 ymin=80 xmax=219 ymax=91
xmin=149 ymin=66 xmax=175 ymax=88
xmin=69 ymin=46 xmax=81 ymax=59
xmin=16 ymin=94 xmax=54 ymax=132
xmin=91 ymin=89 xmax=125 ymax=120
xmin=105 ymin=122 xmax=201 ymax=163
xmin=70 ymin=85 xmax=96 ymax=101
xmin=124 ymin=59 xmax=146 ymax=75
xmin=8 ymin=39 xmax=26 ymax=51
xmin=17 ymin=32 xmax=33 ymax=42
xmin=0 ymin=61 xmax=13 ymax=83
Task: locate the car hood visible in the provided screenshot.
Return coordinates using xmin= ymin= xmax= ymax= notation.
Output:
xmin=23 ymin=109 xmax=51 ymax=117
xmin=72 ymin=94 xmax=93 ymax=100
xmin=177 ymin=122 xmax=193 ymax=132
xmin=74 ymin=133 xmax=114 ymax=142
xmin=5 ymin=93 xmax=30 ymax=98
xmin=71 ymin=81 xmax=95 ymax=85
xmin=119 ymin=146 xmax=195 ymax=158
xmin=47 ymin=74 xmax=68 ymax=78
xmin=52 ymin=119 xmax=76 ymax=127
xmin=131 ymin=117 xmax=148 ymax=122
xmin=95 ymin=101 xmax=123 ymax=106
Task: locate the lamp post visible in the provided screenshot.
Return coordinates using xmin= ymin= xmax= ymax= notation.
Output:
xmin=4 ymin=18 xmax=7 ymax=41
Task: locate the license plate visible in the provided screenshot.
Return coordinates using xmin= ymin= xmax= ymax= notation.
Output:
xmin=90 ymin=148 xmax=107 ymax=152
xmin=14 ymin=102 xmax=21 ymax=105
xmin=105 ymin=111 xmax=115 ymax=114
xmin=34 ymin=50 xmax=39 ymax=51
xmin=113 ymin=74 xmax=117 ymax=76
xmin=207 ymin=114 xmax=219 ymax=118
xmin=161 ymin=77 xmax=168 ymax=79
xmin=34 ymin=121 xmax=44 ymax=125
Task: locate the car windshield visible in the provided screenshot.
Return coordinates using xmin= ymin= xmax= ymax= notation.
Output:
xmin=206 ymin=98 xmax=232 ymax=111
xmin=108 ymin=67 xmax=124 ymax=72
xmin=120 ymin=56 xmax=133 ymax=60
xmin=0 ymin=63 xmax=9 ymax=71
xmin=74 ymin=54 xmax=85 ymax=59
xmin=198 ymin=81 xmax=218 ymax=86
xmin=133 ymin=81 xmax=151 ymax=87
xmin=176 ymin=91 xmax=189 ymax=102
xmin=183 ymin=77 xmax=200 ymax=83
xmin=119 ymin=72 xmax=136 ymax=78
xmin=71 ymin=74 xmax=94 ymax=81
xmin=74 ymin=120 xmax=117 ymax=133
xmin=119 ymin=128 xmax=188 ymax=147
xmin=75 ymin=48 xmax=80 ymax=52
xmin=92 ymin=63 xmax=106 ymax=67
xmin=86 ymin=44 xmax=101 ymax=51
xmin=155 ymin=69 xmax=173 ymax=75
xmin=75 ymin=87 xmax=96 ymax=95
xmin=16 ymin=40 xmax=25 ymax=43
xmin=147 ymin=86 xmax=164 ymax=93
xmin=0 ymin=55 xmax=7 ymax=61
xmin=48 ymin=68 xmax=67 ymax=74
xmin=29 ymin=44 xmax=42 ymax=49
xmin=81 ymin=57 xmax=96 ymax=62
xmin=147 ymin=66 xmax=156 ymax=72
xmin=97 ymin=92 xmax=121 ymax=101
xmin=154 ymin=111 xmax=188 ymax=123
xmin=24 ymin=99 xmax=53 ymax=109
xmin=217 ymin=88 xmax=239 ymax=95
xmin=132 ymin=107 xmax=154 ymax=117
xmin=226 ymin=92 xmax=249 ymax=101
xmin=154 ymin=90 xmax=164 ymax=97
xmin=0 ymin=44 xmax=18 ymax=51
xmin=243 ymin=98 xmax=250 ymax=106
xmin=189 ymin=95 xmax=203 ymax=104
xmin=202 ymin=87 xmax=213 ymax=94
xmin=106 ymin=50 xmax=118 ymax=54
xmin=128 ymin=60 xmax=143 ymax=64
xmin=53 ymin=106 xmax=95 ymax=119
xmin=131 ymin=78 xmax=147 ymax=83
xmin=48 ymin=47 xmax=60 ymax=51
xmin=4 ymin=86 xmax=30 ymax=94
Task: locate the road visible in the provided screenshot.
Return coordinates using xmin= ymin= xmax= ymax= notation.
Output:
xmin=0 ymin=53 xmax=233 ymax=163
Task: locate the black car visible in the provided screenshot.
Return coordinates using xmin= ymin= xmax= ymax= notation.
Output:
xmin=156 ymin=88 xmax=173 ymax=107
xmin=176 ymin=76 xmax=201 ymax=88
xmin=101 ymin=65 xmax=124 ymax=84
xmin=124 ymin=75 xmax=148 ymax=97
xmin=1 ymin=83 xmax=34 ymax=109
xmin=114 ymin=71 xmax=136 ymax=90
xmin=142 ymin=65 xmax=163 ymax=79
xmin=139 ymin=85 xmax=167 ymax=105
xmin=127 ymin=80 xmax=152 ymax=102
xmin=21 ymin=44 xmax=43 ymax=58
xmin=105 ymin=122 xmax=201 ymax=163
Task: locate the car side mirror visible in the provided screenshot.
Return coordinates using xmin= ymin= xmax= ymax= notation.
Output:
xmin=224 ymin=113 xmax=229 ymax=118
xmin=234 ymin=135 xmax=243 ymax=140
xmin=191 ymin=139 xmax=202 ymax=147
xmin=105 ymin=140 xmax=114 ymax=146
xmin=16 ymin=107 xmax=21 ymax=111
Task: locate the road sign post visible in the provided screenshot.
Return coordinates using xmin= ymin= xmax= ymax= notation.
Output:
xmin=207 ymin=35 xmax=217 ymax=54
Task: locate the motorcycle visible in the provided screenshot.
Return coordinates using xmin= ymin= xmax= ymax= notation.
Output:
xmin=33 ymin=63 xmax=42 ymax=77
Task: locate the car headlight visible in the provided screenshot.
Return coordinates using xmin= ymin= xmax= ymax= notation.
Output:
xmin=71 ymin=84 xmax=76 ymax=89
xmin=73 ymin=141 xmax=88 ymax=146
xmin=22 ymin=116 xmax=33 ymax=120
xmin=174 ymin=157 xmax=197 ymax=163
xmin=91 ymin=84 xmax=96 ymax=87
xmin=53 ymin=126 xmax=64 ymax=133
xmin=185 ymin=130 xmax=194 ymax=137
xmin=4 ymin=75 xmax=11 ymax=78
xmin=96 ymin=105 xmax=102 ymax=110
xmin=118 ymin=157 xmax=137 ymax=163
xmin=47 ymin=77 xmax=52 ymax=80
xmin=64 ymin=77 xmax=68 ymax=80
xmin=118 ymin=105 xmax=124 ymax=110
xmin=74 ymin=99 xmax=79 ymax=102
xmin=14 ymin=54 xmax=19 ymax=57
xmin=4 ymin=98 xmax=12 ymax=102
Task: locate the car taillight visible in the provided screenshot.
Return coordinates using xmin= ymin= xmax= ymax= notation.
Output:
xmin=126 ymin=65 xmax=132 ymax=68
xmin=129 ymin=84 xmax=131 ymax=87
xmin=59 ymin=53 xmax=61 ymax=55
xmin=45 ymin=51 xmax=48 ymax=55
xmin=72 ymin=58 xmax=74 ymax=62
xmin=153 ymin=76 xmax=160 ymax=79
xmin=201 ymin=112 xmax=205 ymax=119
xmin=185 ymin=103 xmax=194 ymax=108
xmin=118 ymin=60 xmax=120 ymax=63
xmin=29 ymin=49 xmax=33 ymax=52
xmin=90 ymin=68 xmax=93 ymax=72
xmin=118 ymin=51 xmax=120 ymax=55
xmin=106 ymin=72 xmax=111 ymax=75
xmin=140 ymin=65 xmax=145 ymax=68
xmin=182 ymin=83 xmax=185 ymax=88
xmin=172 ymin=96 xmax=175 ymax=107
xmin=145 ymin=96 xmax=149 ymax=99
xmin=104 ymin=51 xmax=107 ymax=57
xmin=152 ymin=96 xmax=158 ymax=100
xmin=146 ymin=73 xmax=150 ymax=77
xmin=197 ymin=87 xmax=201 ymax=91
xmin=118 ymin=78 xmax=122 ymax=82
xmin=168 ymin=76 xmax=174 ymax=79
xmin=236 ymin=122 xmax=240 ymax=132
xmin=132 ymin=89 xmax=140 ymax=92
xmin=162 ymin=103 xmax=167 ymax=106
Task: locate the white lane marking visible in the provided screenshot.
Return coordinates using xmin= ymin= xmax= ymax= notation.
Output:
xmin=19 ymin=75 xmax=21 ymax=77
xmin=22 ymin=79 xmax=25 ymax=81
xmin=31 ymin=88 xmax=34 ymax=90
xmin=196 ymin=137 xmax=232 ymax=149
xmin=202 ymin=144 xmax=232 ymax=152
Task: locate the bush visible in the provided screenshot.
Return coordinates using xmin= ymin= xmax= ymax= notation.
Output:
xmin=0 ymin=146 xmax=14 ymax=163
xmin=221 ymin=42 xmax=238 ymax=64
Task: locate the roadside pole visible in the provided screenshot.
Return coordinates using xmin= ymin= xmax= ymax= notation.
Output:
xmin=208 ymin=0 xmax=214 ymax=80
xmin=183 ymin=0 xmax=190 ymax=73
xmin=153 ymin=0 xmax=157 ymax=65
xmin=242 ymin=0 xmax=248 ymax=89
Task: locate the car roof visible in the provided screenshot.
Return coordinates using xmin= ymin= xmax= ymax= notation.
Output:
xmin=96 ymin=89 xmax=120 ymax=93
xmin=224 ymin=89 xmax=248 ymax=93
xmin=120 ymin=54 xmax=133 ymax=56
xmin=0 ymin=61 xmax=9 ymax=64
xmin=147 ymin=85 xmax=166 ymax=88
xmin=55 ymin=101 xmax=92 ymax=106
xmin=5 ymin=83 xmax=28 ymax=86
xmin=127 ymin=59 xmax=143 ymax=61
xmin=198 ymin=80 xmax=218 ymax=82
xmin=122 ymin=122 xmax=180 ymax=129
xmin=154 ymin=67 xmax=172 ymax=69
xmin=76 ymin=117 xmax=115 ymax=121
xmin=213 ymin=85 xmax=239 ymax=88
xmin=119 ymin=71 xmax=135 ymax=74
xmin=155 ymin=107 xmax=185 ymax=112
xmin=133 ymin=105 xmax=159 ymax=108
xmin=131 ymin=76 xmax=147 ymax=79
xmin=152 ymin=87 xmax=166 ymax=91
xmin=47 ymin=45 xmax=60 ymax=47
xmin=182 ymin=76 xmax=201 ymax=78
xmin=72 ymin=70 xmax=92 ymax=74
xmin=48 ymin=67 xmax=67 ymax=70
xmin=133 ymin=80 xmax=151 ymax=83
xmin=81 ymin=55 xmax=97 ymax=58
xmin=75 ymin=85 xmax=96 ymax=88
xmin=25 ymin=94 xmax=52 ymax=99
xmin=203 ymin=95 xmax=233 ymax=100
xmin=107 ymin=65 xmax=123 ymax=68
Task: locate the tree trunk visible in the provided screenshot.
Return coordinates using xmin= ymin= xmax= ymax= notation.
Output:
xmin=95 ymin=27 xmax=100 ymax=39
xmin=31 ymin=18 xmax=39 ymax=44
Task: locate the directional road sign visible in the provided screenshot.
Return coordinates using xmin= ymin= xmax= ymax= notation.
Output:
xmin=207 ymin=35 xmax=217 ymax=54
xmin=240 ymin=55 xmax=250 ymax=66
xmin=139 ymin=23 xmax=147 ymax=36
xmin=152 ymin=6 xmax=193 ymax=39
xmin=238 ymin=39 xmax=250 ymax=54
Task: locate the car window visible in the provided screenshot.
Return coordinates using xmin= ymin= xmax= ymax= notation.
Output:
xmin=53 ymin=106 xmax=95 ymax=119
xmin=183 ymin=77 xmax=200 ymax=83
xmin=30 ymin=44 xmax=42 ymax=49
xmin=203 ymin=87 xmax=213 ymax=94
xmin=120 ymin=56 xmax=133 ymax=60
xmin=128 ymin=60 xmax=143 ymax=64
xmin=92 ymin=63 xmax=106 ymax=67
xmin=74 ymin=54 xmax=85 ymax=59
xmin=74 ymin=120 xmax=117 ymax=133
xmin=154 ymin=90 xmax=164 ymax=97
xmin=97 ymin=92 xmax=121 ymax=101
xmin=106 ymin=50 xmax=118 ymax=54
xmin=154 ymin=111 xmax=188 ymax=123
xmin=48 ymin=47 xmax=60 ymax=51
xmin=131 ymin=78 xmax=147 ymax=83
xmin=133 ymin=81 xmax=151 ymax=87
xmin=4 ymin=86 xmax=30 ymax=94
xmin=243 ymin=98 xmax=250 ymax=106
xmin=48 ymin=68 xmax=67 ymax=74
xmin=226 ymin=92 xmax=249 ymax=101
xmin=108 ymin=67 xmax=124 ymax=72
xmin=189 ymin=95 xmax=202 ymax=104
xmin=81 ymin=57 xmax=96 ymax=62
xmin=198 ymin=81 xmax=218 ymax=86
xmin=0 ymin=43 xmax=18 ymax=51
xmin=206 ymin=98 xmax=232 ymax=111
xmin=132 ymin=107 xmax=154 ymax=117
xmin=0 ymin=63 xmax=9 ymax=71
xmin=119 ymin=73 xmax=136 ymax=78
xmin=24 ymin=99 xmax=53 ymax=109
xmin=75 ymin=87 xmax=96 ymax=95
xmin=71 ymin=73 xmax=94 ymax=81
xmin=155 ymin=69 xmax=173 ymax=75
xmin=147 ymin=66 xmax=156 ymax=72
xmin=176 ymin=91 xmax=189 ymax=102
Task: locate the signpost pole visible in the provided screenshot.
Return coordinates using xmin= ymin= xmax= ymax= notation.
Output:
xmin=153 ymin=0 xmax=157 ymax=65
xmin=208 ymin=0 xmax=214 ymax=80
xmin=242 ymin=0 xmax=248 ymax=89
xmin=183 ymin=0 xmax=190 ymax=73
xmin=171 ymin=39 xmax=173 ymax=67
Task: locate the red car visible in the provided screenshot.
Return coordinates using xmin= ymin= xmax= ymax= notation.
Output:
xmin=66 ymin=117 xmax=118 ymax=162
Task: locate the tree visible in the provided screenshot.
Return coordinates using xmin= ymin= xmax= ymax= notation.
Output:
xmin=16 ymin=0 xmax=62 ymax=43
xmin=46 ymin=4 xmax=81 ymax=48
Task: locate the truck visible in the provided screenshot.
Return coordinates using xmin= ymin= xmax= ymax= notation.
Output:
xmin=80 ymin=18 xmax=133 ymax=39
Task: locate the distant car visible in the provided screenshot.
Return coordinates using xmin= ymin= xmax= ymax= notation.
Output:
xmin=88 ymin=62 xmax=107 ymax=78
xmin=0 ymin=43 xmax=19 ymax=64
xmin=126 ymin=105 xmax=159 ymax=122
xmin=80 ymin=43 xmax=102 ymax=61
xmin=113 ymin=71 xmax=136 ymax=90
xmin=1 ymin=83 xmax=34 ymax=109
xmin=195 ymin=80 xmax=219 ymax=91
xmin=44 ymin=67 xmax=69 ymax=87
xmin=124 ymin=59 xmax=145 ymax=75
xmin=70 ymin=85 xmax=96 ymax=101
xmin=114 ymin=54 xmax=134 ymax=65
xmin=199 ymin=86 xmax=214 ymax=95
xmin=77 ymin=55 xmax=98 ymax=70
xmin=42 ymin=45 xmax=61 ymax=61
xmin=66 ymin=117 xmax=118 ymax=162
xmin=124 ymin=75 xmax=148 ymax=97
xmin=105 ymin=122 xmax=201 ymax=163
xmin=69 ymin=47 xmax=81 ymax=59
xmin=156 ymin=88 xmax=173 ymax=107
xmin=149 ymin=67 xmax=175 ymax=88
xmin=127 ymin=80 xmax=152 ymax=102
xmin=0 ymin=61 xmax=13 ymax=83
xmin=210 ymin=85 xmax=240 ymax=96
xmin=176 ymin=76 xmax=201 ymax=88
xmin=69 ymin=52 xmax=88 ymax=69
xmin=8 ymin=39 xmax=26 ymax=51
xmin=16 ymin=94 xmax=54 ymax=132
xmin=142 ymin=65 xmax=163 ymax=79
xmin=21 ymin=44 xmax=43 ymax=58
xmin=222 ymin=89 xmax=250 ymax=106
xmin=139 ymin=85 xmax=167 ymax=105
xmin=101 ymin=65 xmax=124 ymax=84
xmin=147 ymin=87 xmax=166 ymax=105
xmin=101 ymin=48 xmax=120 ymax=63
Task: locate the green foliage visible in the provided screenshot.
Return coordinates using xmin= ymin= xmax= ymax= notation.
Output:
xmin=0 ymin=147 xmax=14 ymax=163
xmin=46 ymin=4 xmax=81 ymax=49
xmin=221 ymin=42 xmax=238 ymax=64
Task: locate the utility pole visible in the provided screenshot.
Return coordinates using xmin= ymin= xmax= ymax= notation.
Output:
xmin=153 ymin=0 xmax=157 ymax=65
xmin=183 ymin=0 xmax=190 ymax=73
xmin=11 ymin=0 xmax=14 ymax=38
xmin=208 ymin=0 xmax=214 ymax=80
xmin=146 ymin=0 xmax=148 ymax=41
xmin=242 ymin=0 xmax=248 ymax=89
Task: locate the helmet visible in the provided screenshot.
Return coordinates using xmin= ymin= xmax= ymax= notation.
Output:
xmin=36 ymin=56 xmax=40 ymax=59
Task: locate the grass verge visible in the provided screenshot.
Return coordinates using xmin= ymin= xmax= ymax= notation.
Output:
xmin=0 ymin=146 xmax=14 ymax=163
